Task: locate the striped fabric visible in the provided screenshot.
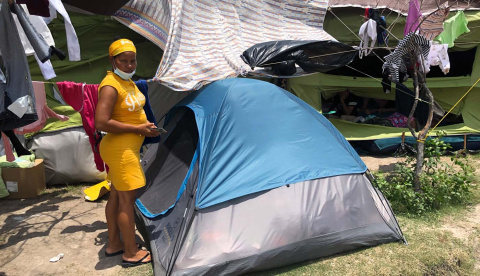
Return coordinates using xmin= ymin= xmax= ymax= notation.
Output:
xmin=113 ymin=0 xmax=171 ymax=50
xmin=420 ymin=5 xmax=450 ymax=40
xmin=151 ymin=0 xmax=333 ymax=91
xmin=382 ymin=33 xmax=430 ymax=83
xmin=328 ymin=0 xmax=480 ymax=15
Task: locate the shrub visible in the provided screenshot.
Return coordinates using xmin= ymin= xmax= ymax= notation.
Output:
xmin=372 ymin=134 xmax=476 ymax=216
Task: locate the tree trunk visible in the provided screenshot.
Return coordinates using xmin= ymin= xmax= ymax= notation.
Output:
xmin=410 ymin=56 xmax=435 ymax=192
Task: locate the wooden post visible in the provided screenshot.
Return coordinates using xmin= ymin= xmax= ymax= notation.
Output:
xmin=402 ymin=132 xmax=405 ymax=144
xmin=464 ymin=134 xmax=467 ymax=151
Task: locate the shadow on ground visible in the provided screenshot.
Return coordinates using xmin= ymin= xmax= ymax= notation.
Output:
xmin=0 ymin=191 xmax=80 ymax=251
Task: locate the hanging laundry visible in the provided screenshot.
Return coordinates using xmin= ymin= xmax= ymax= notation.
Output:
xmin=10 ymin=4 xmax=65 ymax=80
xmin=368 ymin=9 xmax=388 ymax=46
xmin=11 ymin=3 xmax=51 ymax=63
xmin=15 ymin=82 xmax=69 ymax=135
xmin=419 ymin=4 xmax=450 ymax=40
xmin=56 ymin=80 xmax=159 ymax=172
xmin=378 ymin=16 xmax=388 ymax=46
xmin=56 ymin=82 xmax=102 ymax=170
xmin=1 ymin=130 xmax=32 ymax=162
xmin=381 ymin=67 xmax=408 ymax=94
xmin=404 ymin=0 xmax=422 ymax=36
xmin=435 ymin=11 xmax=470 ymax=48
xmin=16 ymin=0 xmax=50 ymax=17
xmin=1 ymin=132 xmax=15 ymax=162
xmin=383 ymin=33 xmax=430 ymax=85
xmin=358 ymin=19 xmax=377 ymax=58
xmin=0 ymin=0 xmax=37 ymax=131
xmin=48 ymin=0 xmax=81 ymax=61
xmin=422 ymin=43 xmax=450 ymax=74
xmin=34 ymin=54 xmax=56 ymax=80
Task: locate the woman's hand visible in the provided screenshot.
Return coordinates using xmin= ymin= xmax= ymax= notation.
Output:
xmin=136 ymin=122 xmax=161 ymax=137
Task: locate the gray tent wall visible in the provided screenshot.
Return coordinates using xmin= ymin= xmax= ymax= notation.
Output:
xmin=135 ymin=108 xmax=404 ymax=276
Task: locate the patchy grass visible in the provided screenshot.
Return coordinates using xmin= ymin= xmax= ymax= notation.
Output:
xmin=118 ymin=263 xmax=154 ymax=276
xmin=39 ymin=183 xmax=94 ymax=198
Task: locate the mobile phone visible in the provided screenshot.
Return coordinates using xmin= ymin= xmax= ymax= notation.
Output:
xmin=149 ymin=127 xmax=167 ymax=133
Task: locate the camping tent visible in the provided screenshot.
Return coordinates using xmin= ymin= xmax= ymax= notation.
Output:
xmin=287 ymin=6 xmax=480 ymax=149
xmin=135 ymin=78 xmax=405 ymax=276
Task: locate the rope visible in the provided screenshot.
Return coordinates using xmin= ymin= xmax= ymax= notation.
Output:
xmin=419 ymin=77 xmax=480 ymax=142
xmin=328 ymin=8 xmax=385 ymax=63
xmin=344 ymin=65 xmax=431 ymax=104
xmin=258 ymin=46 xmax=394 ymax=67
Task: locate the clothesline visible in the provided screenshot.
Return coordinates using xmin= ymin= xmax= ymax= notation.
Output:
xmin=345 ymin=64 xmax=431 ymax=105
xmin=258 ymin=46 xmax=395 ymax=67
xmin=328 ymin=8 xmax=386 ymax=63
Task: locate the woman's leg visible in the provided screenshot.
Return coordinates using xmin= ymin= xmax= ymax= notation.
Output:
xmin=117 ymin=189 xmax=151 ymax=262
xmin=105 ymin=185 xmax=123 ymax=254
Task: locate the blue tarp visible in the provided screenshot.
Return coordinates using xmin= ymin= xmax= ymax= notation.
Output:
xmin=171 ymin=78 xmax=367 ymax=209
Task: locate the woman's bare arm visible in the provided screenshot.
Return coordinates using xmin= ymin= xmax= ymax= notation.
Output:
xmin=95 ymin=85 xmax=159 ymax=137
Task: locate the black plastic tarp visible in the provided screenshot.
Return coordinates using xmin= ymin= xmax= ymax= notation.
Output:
xmin=241 ymin=40 xmax=357 ymax=76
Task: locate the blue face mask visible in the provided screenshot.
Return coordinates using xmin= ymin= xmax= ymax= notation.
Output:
xmin=114 ymin=67 xmax=135 ymax=80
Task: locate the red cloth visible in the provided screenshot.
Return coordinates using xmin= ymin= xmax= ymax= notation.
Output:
xmin=57 ymin=81 xmax=106 ymax=172
xmin=2 ymin=133 xmax=15 ymax=162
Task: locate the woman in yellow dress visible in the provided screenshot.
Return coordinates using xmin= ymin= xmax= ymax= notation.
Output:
xmin=95 ymin=39 xmax=160 ymax=267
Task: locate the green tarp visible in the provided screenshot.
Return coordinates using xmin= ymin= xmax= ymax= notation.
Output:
xmin=287 ymin=9 xmax=480 ymax=140
xmin=24 ymin=83 xmax=83 ymax=138
xmin=28 ymin=13 xmax=163 ymax=84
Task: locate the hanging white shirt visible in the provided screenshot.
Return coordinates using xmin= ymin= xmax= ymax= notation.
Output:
xmin=423 ymin=43 xmax=450 ymax=74
xmin=48 ymin=0 xmax=81 ymax=61
xmin=358 ymin=19 xmax=377 ymax=59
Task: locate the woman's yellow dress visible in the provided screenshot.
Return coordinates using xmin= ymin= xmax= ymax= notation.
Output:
xmin=98 ymin=71 xmax=147 ymax=191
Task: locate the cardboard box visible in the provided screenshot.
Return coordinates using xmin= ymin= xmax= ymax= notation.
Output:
xmin=3 ymin=159 xmax=46 ymax=199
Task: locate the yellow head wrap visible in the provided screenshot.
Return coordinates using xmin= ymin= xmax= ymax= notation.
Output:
xmin=108 ymin=39 xmax=136 ymax=57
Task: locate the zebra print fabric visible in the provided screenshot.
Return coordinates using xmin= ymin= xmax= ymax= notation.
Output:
xmin=382 ymin=32 xmax=431 ymax=84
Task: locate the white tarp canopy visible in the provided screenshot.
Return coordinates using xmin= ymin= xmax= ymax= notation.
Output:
xmin=115 ymin=0 xmax=335 ymax=91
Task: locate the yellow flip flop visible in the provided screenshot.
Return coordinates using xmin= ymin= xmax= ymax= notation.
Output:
xmin=83 ymin=180 xmax=111 ymax=201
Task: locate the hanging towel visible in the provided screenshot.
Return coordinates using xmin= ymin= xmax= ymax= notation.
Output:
xmin=15 ymin=82 xmax=69 ymax=135
xmin=435 ymin=11 xmax=470 ymax=48
xmin=404 ymin=0 xmax=422 ymax=35
xmin=420 ymin=5 xmax=450 ymax=40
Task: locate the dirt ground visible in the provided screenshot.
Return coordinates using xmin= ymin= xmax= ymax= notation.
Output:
xmin=0 ymin=155 xmax=479 ymax=276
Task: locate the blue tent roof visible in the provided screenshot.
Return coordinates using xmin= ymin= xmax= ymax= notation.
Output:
xmin=173 ymin=78 xmax=367 ymax=209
